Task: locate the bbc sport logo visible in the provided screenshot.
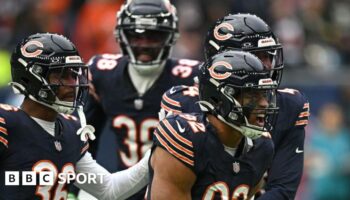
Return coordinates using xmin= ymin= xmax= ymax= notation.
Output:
xmin=5 ymin=171 xmax=104 ymax=186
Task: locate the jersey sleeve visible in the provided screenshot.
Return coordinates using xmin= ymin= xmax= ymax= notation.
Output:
xmin=0 ymin=105 xmax=19 ymax=155
xmin=76 ymin=150 xmax=149 ymax=199
xmin=259 ymin=90 xmax=309 ymax=200
xmin=0 ymin=114 xmax=8 ymax=154
xmin=259 ymin=127 xmax=305 ymax=200
xmin=277 ymin=88 xmax=310 ymax=128
xmin=152 ymin=115 xmax=196 ymax=171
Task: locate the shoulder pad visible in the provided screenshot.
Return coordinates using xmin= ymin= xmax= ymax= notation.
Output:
xmin=168 ymin=58 xmax=201 ymax=79
xmin=161 ymin=85 xmax=200 ymax=115
xmin=88 ymin=54 xmax=123 ymax=72
xmin=277 ymin=88 xmax=310 ymax=127
xmin=153 ymin=113 xmax=206 ymax=169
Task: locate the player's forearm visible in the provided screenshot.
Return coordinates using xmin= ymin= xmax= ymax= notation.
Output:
xmin=75 ymin=151 xmax=150 ymax=199
xmin=101 ymin=150 xmax=150 ymax=199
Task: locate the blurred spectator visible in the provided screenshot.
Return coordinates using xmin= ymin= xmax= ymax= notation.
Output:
xmin=305 ymin=103 xmax=350 ymax=200
xmin=270 ymin=0 xmax=305 ymax=67
xmin=72 ymin=0 xmax=122 ymax=61
xmin=0 ymin=50 xmax=12 ymax=103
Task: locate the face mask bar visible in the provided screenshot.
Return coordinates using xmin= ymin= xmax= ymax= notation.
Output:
xmin=220 ymin=83 xmax=279 ymax=132
xmin=39 ymin=64 xmax=89 ymax=111
xmin=247 ymin=45 xmax=284 ymax=85
xmin=120 ymin=29 xmax=173 ymax=66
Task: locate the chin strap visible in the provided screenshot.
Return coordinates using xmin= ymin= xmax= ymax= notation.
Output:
xmin=76 ymin=106 xmax=96 ymax=142
xmin=239 ymin=125 xmax=271 ymax=140
xmin=217 ymin=115 xmax=271 ymax=140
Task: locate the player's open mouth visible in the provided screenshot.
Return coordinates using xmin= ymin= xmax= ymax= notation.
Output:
xmin=61 ymin=92 xmax=75 ymax=101
xmin=137 ymin=54 xmax=153 ymax=62
xmin=255 ymin=114 xmax=265 ymax=127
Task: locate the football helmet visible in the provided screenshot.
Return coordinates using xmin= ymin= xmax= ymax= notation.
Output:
xmin=205 ymin=13 xmax=283 ymax=85
xmin=10 ymin=33 xmax=89 ymax=114
xmin=198 ymin=50 xmax=279 ymax=139
xmin=115 ymin=0 xmax=179 ymax=75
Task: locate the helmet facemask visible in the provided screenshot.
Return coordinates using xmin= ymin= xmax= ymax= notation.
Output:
xmin=10 ymin=59 xmax=89 ymax=115
xmin=119 ymin=28 xmax=174 ymax=74
xmin=115 ymin=0 xmax=179 ymax=75
xmin=200 ymin=78 xmax=278 ymax=137
xmin=198 ymin=50 xmax=280 ymax=139
xmin=41 ymin=64 xmax=89 ymax=114
xmin=248 ymin=45 xmax=284 ymax=86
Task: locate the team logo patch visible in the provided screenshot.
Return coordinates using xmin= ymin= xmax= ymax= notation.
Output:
xmin=20 ymin=40 xmax=44 ymax=58
xmin=66 ymin=56 xmax=83 ymax=64
xmin=233 ymin=162 xmax=240 ymax=173
xmin=258 ymin=37 xmax=276 ymax=47
xmin=54 ymin=140 xmax=62 ymax=152
xmin=208 ymin=61 xmax=233 ymax=80
xmin=213 ymin=22 xmax=234 ymax=41
xmin=134 ymin=99 xmax=143 ymax=110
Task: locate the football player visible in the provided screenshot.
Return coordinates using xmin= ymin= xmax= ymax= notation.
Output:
xmin=159 ymin=13 xmax=310 ymax=200
xmin=0 ymin=33 xmax=149 ymax=200
xmin=85 ymin=0 xmax=199 ymax=198
xmin=149 ymin=50 xmax=279 ymax=199
xmin=205 ymin=14 xmax=309 ymax=200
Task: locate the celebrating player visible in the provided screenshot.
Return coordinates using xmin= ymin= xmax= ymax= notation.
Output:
xmin=149 ymin=50 xmax=279 ymax=199
xmin=0 ymin=33 xmax=149 ymax=200
xmin=158 ymin=13 xmax=310 ymax=199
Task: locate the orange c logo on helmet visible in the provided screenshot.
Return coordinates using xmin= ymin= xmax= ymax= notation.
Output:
xmin=20 ymin=41 xmax=44 ymax=58
xmin=208 ymin=61 xmax=233 ymax=80
xmin=213 ymin=22 xmax=234 ymax=41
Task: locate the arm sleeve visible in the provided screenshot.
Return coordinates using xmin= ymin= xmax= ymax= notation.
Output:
xmin=0 ymin=115 xmax=8 ymax=155
xmin=258 ymin=126 xmax=305 ymax=200
xmin=257 ymin=91 xmax=309 ymax=200
xmin=75 ymin=150 xmax=150 ymax=200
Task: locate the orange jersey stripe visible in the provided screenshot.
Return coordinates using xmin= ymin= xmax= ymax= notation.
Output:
xmin=295 ymin=120 xmax=308 ymax=126
xmin=163 ymin=119 xmax=193 ymax=147
xmin=0 ymin=117 xmax=5 ymax=124
xmin=158 ymin=126 xmax=194 ymax=157
xmin=154 ymin=132 xmax=194 ymax=166
xmin=303 ymin=103 xmax=310 ymax=109
xmin=298 ymin=111 xmax=310 ymax=118
xmin=0 ymin=127 xmax=8 ymax=135
xmin=161 ymin=102 xmax=181 ymax=114
xmin=163 ymin=93 xmax=181 ymax=107
xmin=0 ymin=136 xmax=8 ymax=147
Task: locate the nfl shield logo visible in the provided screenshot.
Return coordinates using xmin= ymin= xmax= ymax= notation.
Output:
xmin=54 ymin=141 xmax=62 ymax=152
xmin=233 ymin=162 xmax=240 ymax=173
xmin=134 ymin=99 xmax=143 ymax=110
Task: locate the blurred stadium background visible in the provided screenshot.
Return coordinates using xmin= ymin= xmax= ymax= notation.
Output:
xmin=1 ymin=0 xmax=350 ymax=199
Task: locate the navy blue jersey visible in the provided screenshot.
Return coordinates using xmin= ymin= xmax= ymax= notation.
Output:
xmin=160 ymin=86 xmax=310 ymax=199
xmin=149 ymin=113 xmax=274 ymax=200
xmin=86 ymin=54 xmax=200 ymax=170
xmin=0 ymin=104 xmax=88 ymax=200
xmin=259 ymin=88 xmax=309 ymax=200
